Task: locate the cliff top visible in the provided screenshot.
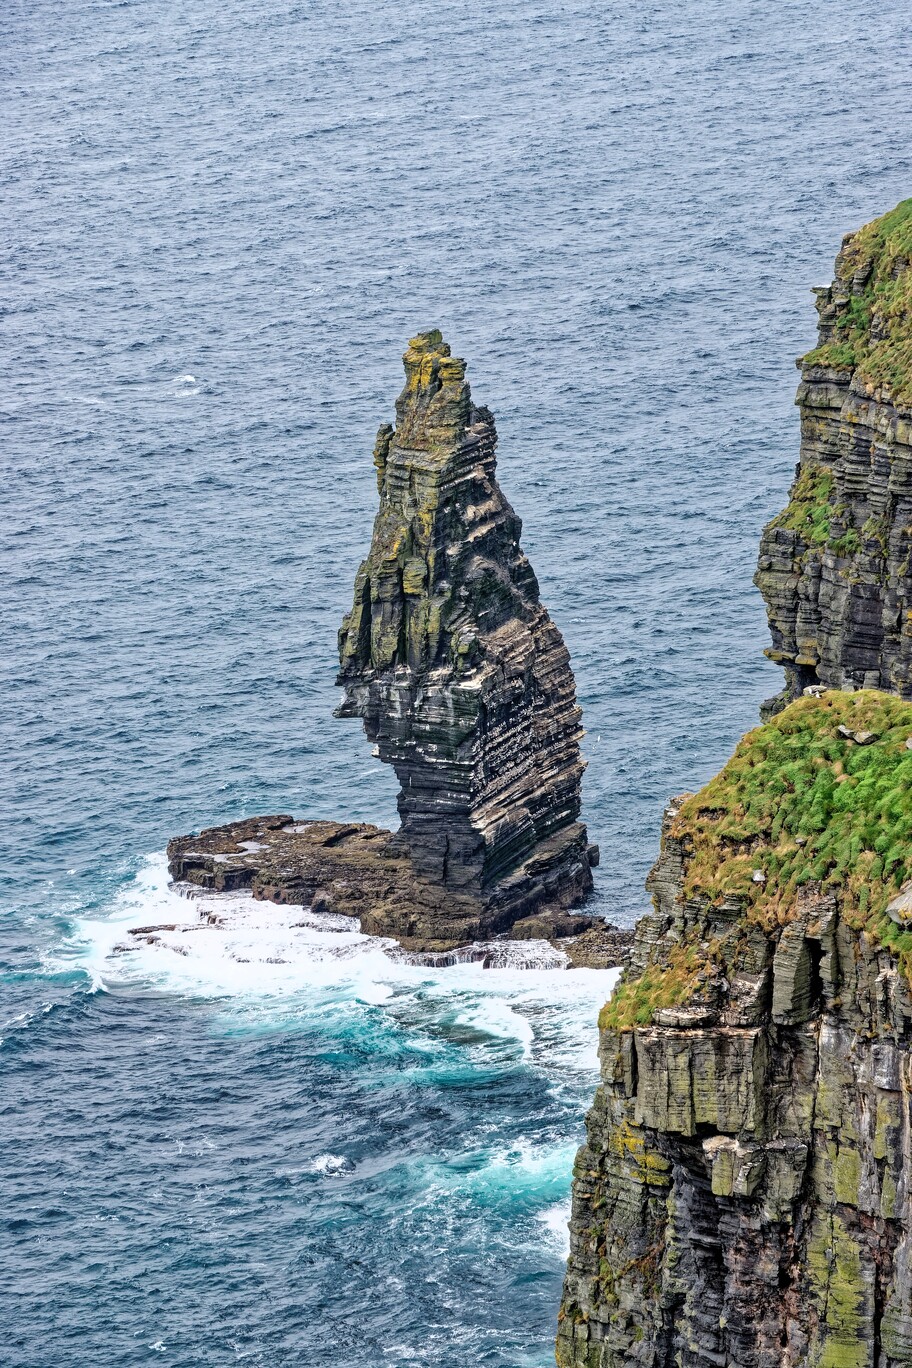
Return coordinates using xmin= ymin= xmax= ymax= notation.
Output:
xmin=802 ymin=197 xmax=912 ymax=406
xmin=602 ymin=690 xmax=912 ymax=1030
xmin=676 ymin=689 xmax=912 ymax=946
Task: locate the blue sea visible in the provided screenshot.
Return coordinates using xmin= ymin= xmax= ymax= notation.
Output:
xmin=2 ymin=1 xmax=910 ymax=1363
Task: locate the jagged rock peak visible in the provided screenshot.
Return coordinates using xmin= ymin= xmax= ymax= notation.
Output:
xmin=756 ymin=200 xmax=912 ymax=716
xmin=335 ymin=331 xmax=594 ymax=945
xmin=390 ymin=328 xmax=471 ymax=451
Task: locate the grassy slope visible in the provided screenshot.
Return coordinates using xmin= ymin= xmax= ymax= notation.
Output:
xmin=603 ymin=691 xmax=912 ymax=1029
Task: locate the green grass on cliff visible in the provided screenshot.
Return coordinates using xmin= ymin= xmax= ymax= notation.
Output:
xmin=674 ymin=689 xmax=912 ymax=946
xmin=767 ymin=465 xmax=834 ymax=545
xmin=763 ymin=462 xmax=867 ymax=560
xmin=802 ymin=198 xmax=912 ymax=405
xmin=599 ymin=945 xmax=703 ymax=1031
xmin=601 ymin=691 xmax=912 ymax=1031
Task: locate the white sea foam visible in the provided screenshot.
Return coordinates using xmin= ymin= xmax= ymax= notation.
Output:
xmin=537 ymin=1200 xmax=572 ymax=1254
xmin=0 ymin=1001 xmax=56 ymax=1046
xmin=64 ymin=853 xmax=621 ymax=1063
xmin=307 ymin=1153 xmax=352 ymax=1176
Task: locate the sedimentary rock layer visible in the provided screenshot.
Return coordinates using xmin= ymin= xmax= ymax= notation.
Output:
xmin=166 ymin=814 xmax=628 ymax=963
xmin=559 ymin=202 xmax=912 ymax=1367
xmin=335 ymin=329 xmax=593 ymax=943
xmin=757 ymin=199 xmax=912 ymax=716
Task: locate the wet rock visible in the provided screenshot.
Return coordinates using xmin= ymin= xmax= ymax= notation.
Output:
xmin=558 ymin=923 xmax=635 ymax=970
xmin=509 ymin=910 xmax=594 ymax=941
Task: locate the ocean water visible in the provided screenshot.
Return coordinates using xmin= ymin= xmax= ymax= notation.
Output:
xmin=2 ymin=0 xmax=910 ymax=1362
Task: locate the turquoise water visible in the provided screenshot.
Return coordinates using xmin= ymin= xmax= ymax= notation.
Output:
xmin=2 ymin=0 xmax=911 ymax=1362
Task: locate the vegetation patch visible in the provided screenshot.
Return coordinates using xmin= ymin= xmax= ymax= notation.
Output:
xmin=763 ymin=464 xmax=868 ymax=561
xmin=671 ymin=690 xmax=912 ymax=972
xmin=768 ymin=464 xmax=834 ymax=545
xmin=806 ymin=1213 xmax=868 ymax=1368
xmin=802 ymin=198 xmax=912 ymax=407
xmin=599 ymin=945 xmax=703 ymax=1030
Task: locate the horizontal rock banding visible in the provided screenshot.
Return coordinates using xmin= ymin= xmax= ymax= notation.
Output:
xmin=169 ymin=331 xmax=600 ymax=953
xmin=756 ymin=199 xmax=912 ymax=715
xmin=166 ymin=814 xmax=627 ymax=963
xmin=335 ymin=330 xmax=593 ymax=944
xmin=559 ymin=781 xmax=912 ymax=1367
xmin=559 ymin=204 xmax=912 ymax=1367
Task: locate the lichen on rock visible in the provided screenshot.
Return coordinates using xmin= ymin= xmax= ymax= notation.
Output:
xmin=335 ymin=329 xmax=593 ymax=946
xmin=169 ymin=332 xmax=599 ymax=955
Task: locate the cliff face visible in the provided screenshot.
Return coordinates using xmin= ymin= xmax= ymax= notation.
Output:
xmin=558 ymin=202 xmax=912 ymax=1367
xmin=559 ymin=693 xmax=912 ymax=1368
xmin=757 ymin=199 xmax=912 ymax=716
xmin=336 ymin=330 xmax=593 ymax=944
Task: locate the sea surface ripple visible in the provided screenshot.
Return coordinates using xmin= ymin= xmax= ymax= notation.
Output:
xmin=2 ymin=0 xmax=911 ymax=1363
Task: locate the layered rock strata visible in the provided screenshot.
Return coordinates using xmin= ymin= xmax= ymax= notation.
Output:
xmin=167 ymin=813 xmax=614 ymax=958
xmin=757 ymin=198 xmax=912 ymax=716
xmin=169 ymin=331 xmax=599 ymax=952
xmin=165 ymin=813 xmax=629 ymax=966
xmin=559 ymin=203 xmax=912 ymax=1367
xmin=333 ymin=329 xmax=593 ymax=944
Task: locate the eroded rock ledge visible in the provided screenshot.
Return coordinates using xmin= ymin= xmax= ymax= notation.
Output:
xmin=166 ymin=812 xmax=620 ymax=961
xmin=168 ymin=332 xmax=613 ymax=957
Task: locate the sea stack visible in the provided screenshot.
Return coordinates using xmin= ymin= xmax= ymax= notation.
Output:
xmin=558 ymin=201 xmax=912 ymax=1367
xmin=335 ymin=330 xmax=593 ymax=944
xmin=168 ymin=331 xmax=597 ymax=952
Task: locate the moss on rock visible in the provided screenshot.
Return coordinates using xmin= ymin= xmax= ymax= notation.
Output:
xmin=671 ymin=690 xmax=912 ymax=959
xmin=598 ymin=945 xmax=703 ymax=1030
xmin=767 ymin=463 xmax=835 ymax=545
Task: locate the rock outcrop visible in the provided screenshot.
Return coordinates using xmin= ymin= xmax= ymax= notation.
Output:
xmin=333 ymin=329 xmax=593 ymax=945
xmin=757 ymin=198 xmax=912 ymax=717
xmin=559 ymin=692 xmax=912 ymax=1367
xmin=169 ymin=331 xmax=598 ymax=953
xmin=558 ymin=202 xmax=912 ymax=1367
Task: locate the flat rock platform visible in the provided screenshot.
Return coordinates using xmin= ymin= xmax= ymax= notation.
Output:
xmin=167 ymin=814 xmax=631 ymax=966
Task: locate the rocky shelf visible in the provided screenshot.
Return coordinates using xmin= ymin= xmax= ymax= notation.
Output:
xmin=166 ymin=813 xmax=630 ymax=965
